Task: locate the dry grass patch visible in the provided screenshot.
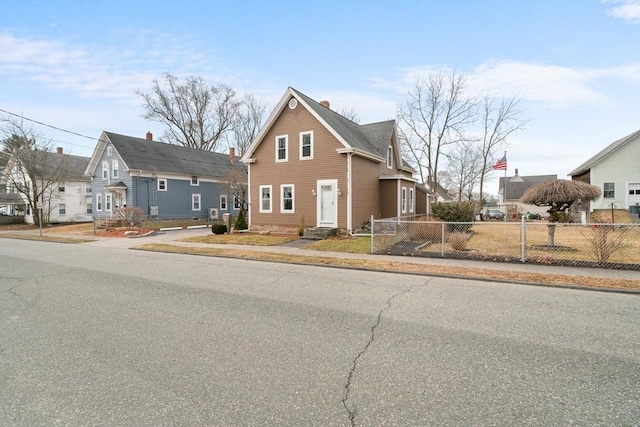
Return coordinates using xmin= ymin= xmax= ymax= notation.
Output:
xmin=134 ymin=243 xmax=640 ymax=291
xmin=307 ymin=236 xmax=371 ymax=253
xmin=0 ymin=233 xmax=95 ymax=244
xmin=179 ymin=234 xmax=296 ymax=246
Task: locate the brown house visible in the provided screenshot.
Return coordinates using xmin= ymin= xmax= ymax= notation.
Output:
xmin=241 ymin=87 xmax=426 ymax=233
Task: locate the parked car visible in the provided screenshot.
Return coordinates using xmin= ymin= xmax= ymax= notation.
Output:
xmin=485 ymin=209 xmax=505 ymax=220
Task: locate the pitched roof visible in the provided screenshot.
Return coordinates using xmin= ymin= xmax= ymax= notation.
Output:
xmin=39 ymin=152 xmax=90 ymax=181
xmin=98 ymin=132 xmax=242 ymax=178
xmin=569 ymin=129 xmax=640 ymax=176
xmin=499 ymin=174 xmax=557 ymax=200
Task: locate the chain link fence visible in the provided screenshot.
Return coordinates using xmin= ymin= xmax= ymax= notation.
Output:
xmin=372 ymin=217 xmax=640 ymax=270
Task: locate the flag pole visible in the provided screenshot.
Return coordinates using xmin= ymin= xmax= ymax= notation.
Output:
xmin=503 ymin=151 xmax=508 ymax=238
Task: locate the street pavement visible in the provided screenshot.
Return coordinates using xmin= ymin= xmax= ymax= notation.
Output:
xmin=6 ymin=227 xmax=636 ymax=285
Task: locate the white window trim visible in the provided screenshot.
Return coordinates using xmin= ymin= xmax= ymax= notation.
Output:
xmin=58 ymin=183 xmax=65 ymax=193
xmin=387 ymin=146 xmax=393 ymax=169
xmin=401 ymin=186 xmax=407 ymax=214
xmin=259 ymin=185 xmax=272 ymax=213
xmin=102 ymin=161 xmax=108 ymax=179
xmin=112 ymin=160 xmax=119 ymax=178
xmin=191 ymin=176 xmax=199 ymax=186
xmin=59 ymin=203 xmax=66 ymax=215
xmin=220 ymin=194 xmax=227 ymax=210
xmin=603 ymin=182 xmax=615 ymax=198
xmin=105 ymin=194 xmax=112 ymax=212
xmin=96 ymin=194 xmax=103 ymax=212
xmin=233 ymin=195 xmax=241 ymax=210
xmin=107 ymin=146 xmax=112 ymax=156
xmin=157 ymin=178 xmax=167 ymax=191
xmin=409 ymin=188 xmax=414 ymax=213
xmin=299 ymin=131 xmax=314 ymax=160
xmin=280 ymin=184 xmax=295 ymax=213
xmin=192 ymin=193 xmax=201 ymax=211
xmin=275 ymin=135 xmax=288 ymax=163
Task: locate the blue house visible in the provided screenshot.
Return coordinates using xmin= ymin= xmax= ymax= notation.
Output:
xmin=84 ymin=131 xmax=245 ymax=220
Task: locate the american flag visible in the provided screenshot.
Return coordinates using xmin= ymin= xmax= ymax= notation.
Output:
xmin=492 ymin=155 xmax=507 ymax=171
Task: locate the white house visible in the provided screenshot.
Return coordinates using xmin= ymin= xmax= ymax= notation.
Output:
xmin=569 ymin=129 xmax=640 ymax=212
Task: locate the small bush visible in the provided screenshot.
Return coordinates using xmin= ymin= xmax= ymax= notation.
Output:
xmin=297 ymin=215 xmax=305 ymax=237
xmin=448 ymin=232 xmax=469 ymax=251
xmin=113 ymin=206 xmax=145 ymax=229
xmin=212 ymin=223 xmax=228 ymax=234
xmin=234 ymin=209 xmax=248 ymax=231
xmin=432 ymin=202 xmax=475 ymax=231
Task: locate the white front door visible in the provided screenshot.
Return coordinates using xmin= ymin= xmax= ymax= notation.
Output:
xmin=317 ymin=179 xmax=337 ymax=228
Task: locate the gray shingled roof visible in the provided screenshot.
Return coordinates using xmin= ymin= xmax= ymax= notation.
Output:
xmin=499 ymin=174 xmax=557 ymax=200
xmin=291 ymin=88 xmax=395 ymax=158
xmin=569 ymin=129 xmax=640 ymax=176
xmin=104 ymin=132 xmax=242 ymax=178
xmin=33 ymin=151 xmax=90 ymax=181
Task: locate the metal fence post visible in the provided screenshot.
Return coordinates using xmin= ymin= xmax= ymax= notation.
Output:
xmin=370 ymin=215 xmax=374 ymax=254
xmin=441 ymin=222 xmax=445 ymax=257
xmin=521 ymin=215 xmax=526 ymax=263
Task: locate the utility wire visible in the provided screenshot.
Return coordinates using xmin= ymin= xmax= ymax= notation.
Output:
xmin=0 ymin=108 xmax=98 ymax=142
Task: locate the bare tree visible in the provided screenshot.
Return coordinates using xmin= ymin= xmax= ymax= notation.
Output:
xmin=136 ymin=73 xmax=240 ymax=152
xmin=224 ymin=164 xmax=248 ymax=213
xmin=477 ymin=95 xmax=527 ymax=210
xmin=1 ymin=116 xmax=70 ymax=225
xmin=445 ymin=142 xmax=484 ymax=202
xmin=398 ymin=70 xmax=476 ymax=189
xmin=339 ymin=107 xmax=360 ymax=123
xmin=228 ymin=93 xmax=267 ymax=156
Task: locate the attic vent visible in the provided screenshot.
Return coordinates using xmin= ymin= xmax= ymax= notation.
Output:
xmin=288 ymin=98 xmax=298 ymax=109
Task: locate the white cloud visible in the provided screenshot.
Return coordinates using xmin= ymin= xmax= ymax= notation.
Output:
xmin=604 ymin=0 xmax=640 ymax=24
xmin=374 ymin=60 xmax=640 ymax=108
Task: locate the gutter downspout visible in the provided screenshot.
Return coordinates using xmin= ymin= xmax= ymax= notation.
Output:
xmin=247 ymin=163 xmax=252 ymax=229
xmin=347 ymin=152 xmax=352 ymax=234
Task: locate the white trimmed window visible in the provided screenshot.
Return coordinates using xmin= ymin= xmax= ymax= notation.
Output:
xmin=276 ymin=135 xmax=288 ymax=162
xmin=59 ymin=203 xmax=66 ymax=215
xmin=86 ymin=203 xmax=92 ymax=214
xmin=300 ymin=131 xmax=313 ymax=160
xmin=401 ymin=187 xmax=407 ymax=213
xmin=192 ymin=194 xmax=201 ymax=211
xmin=58 ymin=183 xmax=65 ymax=193
xmin=191 ymin=176 xmax=199 ymax=186
xmin=603 ymin=182 xmax=615 ymax=198
xmin=102 ymin=161 xmax=108 ymax=179
xmin=220 ymin=195 xmax=227 ymax=210
xmin=105 ymin=194 xmax=112 ymax=211
xmin=96 ymin=194 xmax=103 ymax=211
xmin=281 ymin=184 xmax=294 ymax=213
xmin=233 ymin=195 xmax=241 ymax=210
xmin=260 ymin=185 xmax=272 ymax=213
xmin=387 ymin=146 xmax=393 ymax=169
xmin=107 ymin=146 xmax=112 ymax=156
xmin=112 ymin=160 xmax=118 ymax=178
xmin=157 ymin=178 xmax=167 ymax=191
xmin=409 ymin=188 xmax=414 ymax=213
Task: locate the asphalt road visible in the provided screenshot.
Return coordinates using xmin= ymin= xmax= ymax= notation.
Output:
xmin=1 ymin=239 xmax=638 ymax=426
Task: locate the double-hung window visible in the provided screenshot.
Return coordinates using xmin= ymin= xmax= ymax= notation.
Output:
xmin=401 ymin=187 xmax=407 ymax=214
xmin=603 ymin=183 xmax=615 ymax=198
xmin=59 ymin=203 xmax=66 ymax=215
xmin=387 ymin=146 xmax=393 ymax=169
xmin=220 ymin=195 xmax=227 ymax=210
xmin=58 ymin=183 xmax=65 ymax=193
xmin=191 ymin=176 xmax=199 ymax=186
xmin=192 ymin=194 xmax=201 ymax=211
xmin=260 ymin=185 xmax=272 ymax=213
xmin=102 ymin=161 xmax=108 ymax=179
xmin=300 ymin=131 xmax=313 ymax=160
xmin=276 ymin=135 xmax=288 ymax=162
xmin=112 ymin=160 xmax=118 ymax=178
xmin=96 ymin=194 xmax=103 ymax=211
xmin=105 ymin=194 xmax=112 ymax=211
xmin=233 ymin=195 xmax=241 ymax=210
xmin=157 ymin=179 xmax=167 ymax=191
xmin=281 ymin=184 xmax=294 ymax=213
xmin=409 ymin=188 xmax=414 ymax=213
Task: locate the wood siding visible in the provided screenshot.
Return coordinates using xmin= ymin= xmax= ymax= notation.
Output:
xmin=249 ymin=97 xmax=348 ymax=228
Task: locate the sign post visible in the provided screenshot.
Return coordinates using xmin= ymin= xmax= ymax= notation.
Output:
xmin=36 ymin=200 xmax=43 ymax=237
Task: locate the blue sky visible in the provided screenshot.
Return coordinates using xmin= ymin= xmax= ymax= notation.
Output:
xmin=1 ymin=0 xmax=638 ymax=191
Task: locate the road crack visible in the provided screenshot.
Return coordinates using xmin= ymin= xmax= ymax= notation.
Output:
xmin=341 ymin=284 xmax=419 ymax=425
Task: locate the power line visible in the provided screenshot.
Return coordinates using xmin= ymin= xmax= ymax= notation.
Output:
xmin=0 ymin=108 xmax=99 ymax=142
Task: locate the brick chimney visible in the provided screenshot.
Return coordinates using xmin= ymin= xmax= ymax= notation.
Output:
xmin=229 ymin=147 xmax=235 ymax=164
xmin=146 ymin=131 xmax=153 ymax=141
xmin=57 ymin=147 xmax=63 ymax=154
xmin=319 ymin=100 xmax=330 ymax=109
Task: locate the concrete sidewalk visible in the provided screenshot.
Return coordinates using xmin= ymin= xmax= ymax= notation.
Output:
xmin=2 ymin=227 xmax=639 ymax=283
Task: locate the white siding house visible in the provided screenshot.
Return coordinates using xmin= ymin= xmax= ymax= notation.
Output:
xmin=569 ymin=129 xmax=640 ymax=212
